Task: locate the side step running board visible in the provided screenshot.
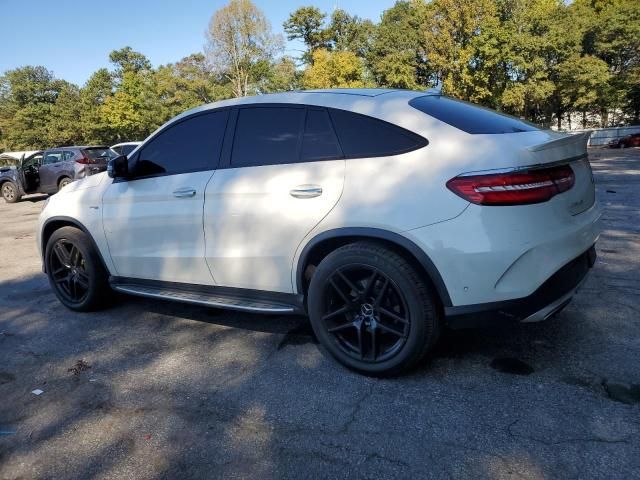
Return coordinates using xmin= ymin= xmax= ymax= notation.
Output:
xmin=109 ymin=278 xmax=304 ymax=315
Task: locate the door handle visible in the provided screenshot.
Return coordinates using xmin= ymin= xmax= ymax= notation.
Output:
xmin=289 ymin=185 xmax=323 ymax=199
xmin=173 ymin=188 xmax=196 ymax=198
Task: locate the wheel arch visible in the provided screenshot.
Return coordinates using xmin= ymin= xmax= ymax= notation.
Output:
xmin=57 ymin=175 xmax=72 ymax=188
xmin=0 ymin=177 xmax=24 ymax=196
xmin=41 ymin=216 xmax=109 ymax=274
xmin=296 ymin=228 xmax=452 ymax=307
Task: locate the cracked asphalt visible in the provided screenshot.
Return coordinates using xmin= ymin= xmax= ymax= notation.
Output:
xmin=1 ymin=148 xmax=639 ymax=479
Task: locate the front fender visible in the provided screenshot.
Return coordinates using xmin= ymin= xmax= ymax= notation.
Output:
xmin=0 ymin=170 xmax=25 ymax=196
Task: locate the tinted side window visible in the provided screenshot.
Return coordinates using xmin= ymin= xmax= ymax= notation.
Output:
xmin=63 ymin=151 xmax=75 ymax=161
xmin=135 ymin=110 xmax=229 ymax=177
xmin=44 ymin=152 xmax=62 ymax=164
xmin=302 ymin=109 xmax=342 ymax=161
xmin=329 ymin=109 xmax=427 ymax=158
xmin=84 ymin=148 xmax=117 ymax=161
xmin=24 ymin=154 xmax=43 ymax=168
xmin=408 ymin=95 xmax=538 ymax=134
xmin=231 ymin=107 xmax=304 ymax=167
xmin=121 ymin=144 xmax=137 ymax=156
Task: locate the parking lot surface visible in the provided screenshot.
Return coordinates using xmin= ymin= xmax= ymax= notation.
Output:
xmin=0 ymin=149 xmax=639 ymax=479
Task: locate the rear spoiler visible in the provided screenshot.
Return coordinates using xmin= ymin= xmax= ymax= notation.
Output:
xmin=527 ymin=131 xmax=591 ymax=153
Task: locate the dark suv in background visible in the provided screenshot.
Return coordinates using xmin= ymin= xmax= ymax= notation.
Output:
xmin=0 ymin=146 xmax=116 ymax=203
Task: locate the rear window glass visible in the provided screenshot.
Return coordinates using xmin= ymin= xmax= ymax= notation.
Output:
xmin=409 ymin=96 xmax=539 ymax=134
xmin=328 ymin=109 xmax=427 ymax=158
xmin=84 ymin=148 xmax=118 ymax=160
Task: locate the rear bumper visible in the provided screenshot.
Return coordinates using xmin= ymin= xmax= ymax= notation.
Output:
xmin=444 ymin=245 xmax=596 ymax=329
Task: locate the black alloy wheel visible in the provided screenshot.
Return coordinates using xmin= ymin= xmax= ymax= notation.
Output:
xmin=308 ymin=242 xmax=440 ymax=376
xmin=45 ymin=226 xmax=111 ymax=311
xmin=48 ymin=238 xmax=90 ymax=304
xmin=321 ymin=264 xmax=410 ymax=363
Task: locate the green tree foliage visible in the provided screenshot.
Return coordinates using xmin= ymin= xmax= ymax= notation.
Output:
xmin=46 ymin=82 xmax=83 ymax=146
xmin=80 ymin=68 xmax=114 ymax=144
xmin=590 ymin=0 xmax=640 ymax=125
xmin=558 ymin=55 xmax=611 ymax=128
xmin=0 ymin=66 xmax=63 ymax=149
xmin=258 ymin=56 xmax=300 ymax=93
xmin=109 ymin=47 xmax=153 ymax=77
xmin=205 ymin=0 xmax=283 ymax=97
xmin=101 ymin=70 xmax=161 ymax=142
xmin=368 ymin=1 xmax=430 ymax=89
xmin=302 ymin=49 xmax=368 ymax=89
xmin=423 ymin=0 xmax=501 ymax=103
xmin=101 ymin=48 xmax=161 ymax=142
xmin=327 ymin=9 xmax=375 ymax=58
xmin=284 ymin=6 xmax=328 ymax=64
xmin=155 ymin=53 xmax=229 ymax=119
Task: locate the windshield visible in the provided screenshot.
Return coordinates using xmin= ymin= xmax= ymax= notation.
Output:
xmin=0 ymin=157 xmax=17 ymax=168
xmin=83 ymin=148 xmax=118 ymax=160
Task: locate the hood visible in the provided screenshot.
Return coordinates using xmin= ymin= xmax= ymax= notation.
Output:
xmin=0 ymin=165 xmax=17 ymax=176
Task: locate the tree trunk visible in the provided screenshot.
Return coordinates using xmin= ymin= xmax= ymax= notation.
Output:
xmin=600 ymin=109 xmax=609 ymax=128
xmin=582 ymin=111 xmax=587 ymax=129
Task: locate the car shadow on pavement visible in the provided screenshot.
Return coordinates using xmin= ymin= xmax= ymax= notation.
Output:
xmin=1 ymin=265 xmax=639 ymax=479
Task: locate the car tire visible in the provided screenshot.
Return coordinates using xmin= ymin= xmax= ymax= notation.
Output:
xmin=58 ymin=177 xmax=72 ymax=191
xmin=307 ymin=242 xmax=441 ymax=376
xmin=45 ymin=226 xmax=112 ymax=311
xmin=1 ymin=181 xmax=21 ymax=203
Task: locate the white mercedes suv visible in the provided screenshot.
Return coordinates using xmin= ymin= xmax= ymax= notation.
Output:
xmin=37 ymin=89 xmax=600 ymax=375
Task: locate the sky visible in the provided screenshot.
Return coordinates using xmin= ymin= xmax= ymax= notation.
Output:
xmin=1 ymin=0 xmax=395 ymax=86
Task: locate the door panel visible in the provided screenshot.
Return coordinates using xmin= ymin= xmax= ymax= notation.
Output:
xmin=40 ymin=151 xmax=63 ymax=192
xmin=204 ymin=160 xmax=345 ymax=292
xmin=101 ymin=109 xmax=229 ymax=284
xmin=102 ymin=172 xmax=216 ymax=284
xmin=21 ymin=153 xmax=42 ymax=192
xmin=61 ymin=151 xmax=77 ymax=181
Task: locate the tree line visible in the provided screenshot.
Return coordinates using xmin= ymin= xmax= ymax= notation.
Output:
xmin=1 ymin=0 xmax=638 ymax=152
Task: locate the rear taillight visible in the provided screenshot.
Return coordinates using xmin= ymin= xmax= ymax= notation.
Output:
xmin=446 ymin=164 xmax=575 ymax=206
xmin=76 ymin=156 xmax=91 ymax=165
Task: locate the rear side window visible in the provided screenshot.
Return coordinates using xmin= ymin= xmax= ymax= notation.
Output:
xmin=44 ymin=152 xmax=62 ymax=164
xmin=329 ymin=109 xmax=427 ymax=158
xmin=302 ymin=109 xmax=342 ymax=161
xmin=231 ymin=107 xmax=305 ymax=167
xmin=135 ymin=110 xmax=229 ymax=177
xmin=63 ymin=151 xmax=75 ymax=161
xmin=83 ymin=148 xmax=117 ymax=161
xmin=409 ymin=95 xmax=539 ymax=134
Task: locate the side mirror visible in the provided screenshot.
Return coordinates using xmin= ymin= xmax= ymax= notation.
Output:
xmin=107 ymin=155 xmax=128 ymax=179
